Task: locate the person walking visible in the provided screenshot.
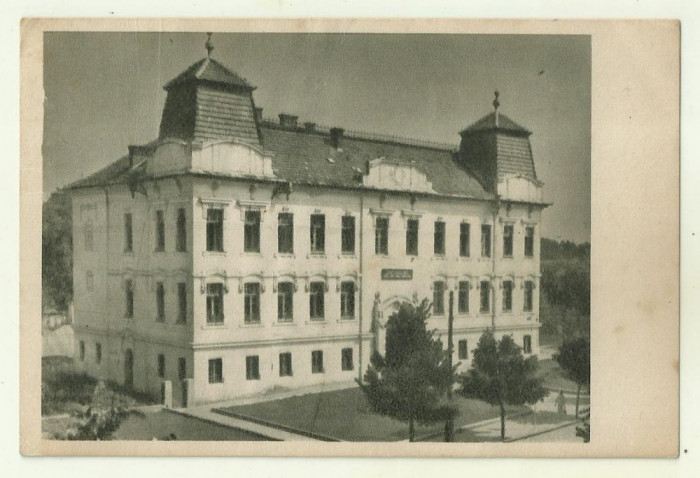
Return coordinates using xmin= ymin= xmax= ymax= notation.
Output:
xmin=555 ymin=390 xmax=567 ymax=418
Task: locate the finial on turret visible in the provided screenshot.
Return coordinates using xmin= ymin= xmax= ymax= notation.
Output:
xmin=205 ymin=32 xmax=214 ymax=58
xmin=493 ymin=90 xmax=500 ymax=127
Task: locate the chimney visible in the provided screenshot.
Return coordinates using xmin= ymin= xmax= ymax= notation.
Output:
xmin=279 ymin=113 xmax=298 ymax=129
xmin=330 ymin=127 xmax=344 ymax=149
xmin=304 ymin=122 xmax=316 ymax=133
xmin=255 ymin=107 xmax=263 ymax=123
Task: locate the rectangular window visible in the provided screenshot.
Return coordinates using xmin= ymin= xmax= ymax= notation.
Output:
xmin=206 ymin=283 xmax=224 ymax=324
xmin=244 ymin=210 xmax=261 ymax=253
xmin=178 ymin=357 xmax=187 ymax=381
xmin=310 ymin=214 xmax=325 ymax=253
xmin=278 ymin=213 xmax=294 ymax=254
xmin=434 ymin=221 xmax=445 ymax=255
xmin=341 ymin=348 xmax=354 ymax=371
xmin=341 ymin=216 xmax=356 ymax=254
xmin=156 ymin=282 xmax=165 ymax=322
xmin=208 ymin=358 xmax=223 ymax=383
xmin=458 ymin=281 xmax=470 ymax=314
xmin=524 ymin=280 xmax=534 ymax=312
xmin=459 ymin=223 xmax=470 ymax=257
xmin=244 ymin=283 xmax=261 ymax=324
xmin=481 ymin=225 xmax=491 ymax=258
xmin=279 ymin=352 xmax=293 ymax=377
xmin=79 ymin=340 xmax=85 ymax=361
xmin=177 ymin=282 xmax=187 ymax=323
xmin=124 ymin=213 xmax=133 ymax=252
xmin=340 ymin=281 xmax=355 ymax=319
xmin=503 ymin=224 xmax=514 ymax=257
xmin=95 ymin=343 xmax=102 ymax=364
xmin=125 ymin=279 xmax=134 ymax=318
xmin=176 ymin=208 xmax=187 ymax=252
xmin=84 ymin=223 xmax=93 ymax=252
xmin=277 ymin=282 xmax=294 ymax=322
xmin=157 ymin=353 xmax=165 ymax=378
xmin=433 ymin=281 xmax=445 ymax=315
xmin=375 ymin=217 xmax=389 ymax=255
xmin=309 ymin=282 xmax=325 ymax=320
xmin=480 ymin=281 xmax=490 ymax=313
xmin=406 ymin=219 xmax=419 ymax=256
xmin=458 ymin=340 xmax=468 ymax=360
xmin=311 ymin=350 xmax=324 ymax=374
xmin=523 ymin=335 xmax=532 ymax=354
xmin=525 ymin=226 xmax=535 ymax=258
xmin=206 ymin=208 xmax=224 ymax=252
xmin=246 ymin=355 xmax=260 ymax=380
xmin=155 ymin=210 xmax=165 ymax=251
xmin=502 ymin=280 xmax=513 ymax=312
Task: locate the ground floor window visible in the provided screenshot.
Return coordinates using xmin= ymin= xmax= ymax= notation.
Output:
xmin=341 ymin=348 xmax=354 ymax=371
xmin=208 ymin=358 xmax=223 ymax=383
xmin=480 ymin=281 xmax=490 ymax=313
xmin=311 ymin=350 xmax=324 ymax=374
xmin=95 ymin=343 xmax=102 ymax=364
xmin=79 ymin=340 xmax=85 ymax=361
xmin=279 ymin=352 xmax=293 ymax=377
xmin=157 ymin=354 xmax=165 ymax=378
xmin=246 ymin=355 xmax=260 ymax=380
xmin=458 ymin=340 xmax=468 ymax=360
xmin=178 ymin=357 xmax=187 ymax=381
xmin=523 ymin=335 xmax=532 ymax=354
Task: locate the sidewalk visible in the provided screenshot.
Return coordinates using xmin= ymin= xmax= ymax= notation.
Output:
xmin=449 ymin=390 xmax=589 ymax=443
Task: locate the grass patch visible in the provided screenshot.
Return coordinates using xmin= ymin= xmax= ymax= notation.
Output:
xmin=42 ymin=356 xmax=156 ymax=416
xmin=221 ymin=386 xmax=526 ymax=442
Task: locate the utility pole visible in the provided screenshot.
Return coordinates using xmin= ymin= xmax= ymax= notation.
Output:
xmin=445 ymin=290 xmax=455 ymax=442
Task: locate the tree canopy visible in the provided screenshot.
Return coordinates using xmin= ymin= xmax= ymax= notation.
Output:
xmin=554 ymin=337 xmax=590 ymax=417
xmin=460 ymin=330 xmax=548 ymax=441
xmin=358 ymin=299 xmax=457 ymax=441
xmin=42 ymin=192 xmax=73 ymax=311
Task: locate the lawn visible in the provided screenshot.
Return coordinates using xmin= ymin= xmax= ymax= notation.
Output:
xmin=42 ymin=356 xmax=156 ymax=416
xmin=43 ymin=409 xmax=269 ymax=441
xmin=219 ymin=386 xmax=526 ymax=442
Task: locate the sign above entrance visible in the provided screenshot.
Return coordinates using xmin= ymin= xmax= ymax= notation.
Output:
xmin=381 ymin=269 xmax=413 ymax=280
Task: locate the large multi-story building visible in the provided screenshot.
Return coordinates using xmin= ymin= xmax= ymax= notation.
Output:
xmin=67 ymin=47 xmax=548 ymax=407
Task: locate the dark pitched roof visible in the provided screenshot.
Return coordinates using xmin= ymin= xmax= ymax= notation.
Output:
xmin=163 ymin=58 xmax=254 ymax=91
xmin=65 ymin=128 xmax=493 ymax=200
xmin=260 ymin=126 xmax=493 ymax=200
xmin=495 ymin=134 xmax=537 ymax=182
xmin=461 ymin=112 xmax=531 ymax=135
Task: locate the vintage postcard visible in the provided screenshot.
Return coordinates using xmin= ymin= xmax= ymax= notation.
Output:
xmin=20 ymin=18 xmax=679 ymax=457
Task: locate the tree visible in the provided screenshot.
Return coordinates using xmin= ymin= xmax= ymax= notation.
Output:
xmin=554 ymin=337 xmax=590 ymax=417
xmin=459 ymin=330 xmax=548 ymax=441
xmin=59 ymin=381 xmax=144 ymax=440
xmin=42 ymin=192 xmax=73 ymax=311
xmin=358 ymin=300 xmax=458 ymax=442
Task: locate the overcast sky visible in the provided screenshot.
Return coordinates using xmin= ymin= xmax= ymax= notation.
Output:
xmin=43 ymin=32 xmax=590 ymax=243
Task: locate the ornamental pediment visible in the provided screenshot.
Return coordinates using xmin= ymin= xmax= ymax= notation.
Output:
xmin=362 ymin=158 xmax=434 ymax=193
xmin=497 ymin=174 xmax=543 ymax=203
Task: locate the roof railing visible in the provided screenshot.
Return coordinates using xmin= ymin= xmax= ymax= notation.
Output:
xmin=261 ymin=117 xmax=459 ymax=151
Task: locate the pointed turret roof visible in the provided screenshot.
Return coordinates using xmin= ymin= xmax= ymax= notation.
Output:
xmin=163 ymin=57 xmax=255 ymax=91
xmin=460 ymin=111 xmax=531 ymax=136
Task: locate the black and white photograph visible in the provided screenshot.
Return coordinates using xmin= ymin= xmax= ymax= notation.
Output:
xmin=39 ymin=30 xmax=591 ymax=445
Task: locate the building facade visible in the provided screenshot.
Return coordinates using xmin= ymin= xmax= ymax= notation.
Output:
xmin=67 ymin=51 xmax=548 ymax=407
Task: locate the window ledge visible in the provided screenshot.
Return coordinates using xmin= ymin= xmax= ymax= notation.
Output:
xmin=203 ymin=251 xmax=227 ymax=257
xmin=202 ymin=322 xmax=227 ymax=330
xmin=307 ymin=253 xmax=327 ymax=259
xmin=306 ymin=320 xmax=327 ymax=325
xmin=337 ymin=318 xmax=357 ymax=323
xmin=275 ymin=253 xmax=296 ymax=259
xmin=273 ymin=320 xmax=296 ymax=327
xmin=339 ymin=253 xmax=358 ymax=259
xmin=241 ymin=322 xmax=264 ymax=328
xmin=433 ymin=255 xmax=447 ymax=260
xmin=241 ymin=252 xmax=263 ymax=258
xmin=502 ymin=256 xmax=514 ymax=260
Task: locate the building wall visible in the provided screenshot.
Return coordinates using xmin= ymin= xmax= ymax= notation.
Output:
xmin=71 ymin=171 xmax=542 ymax=404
